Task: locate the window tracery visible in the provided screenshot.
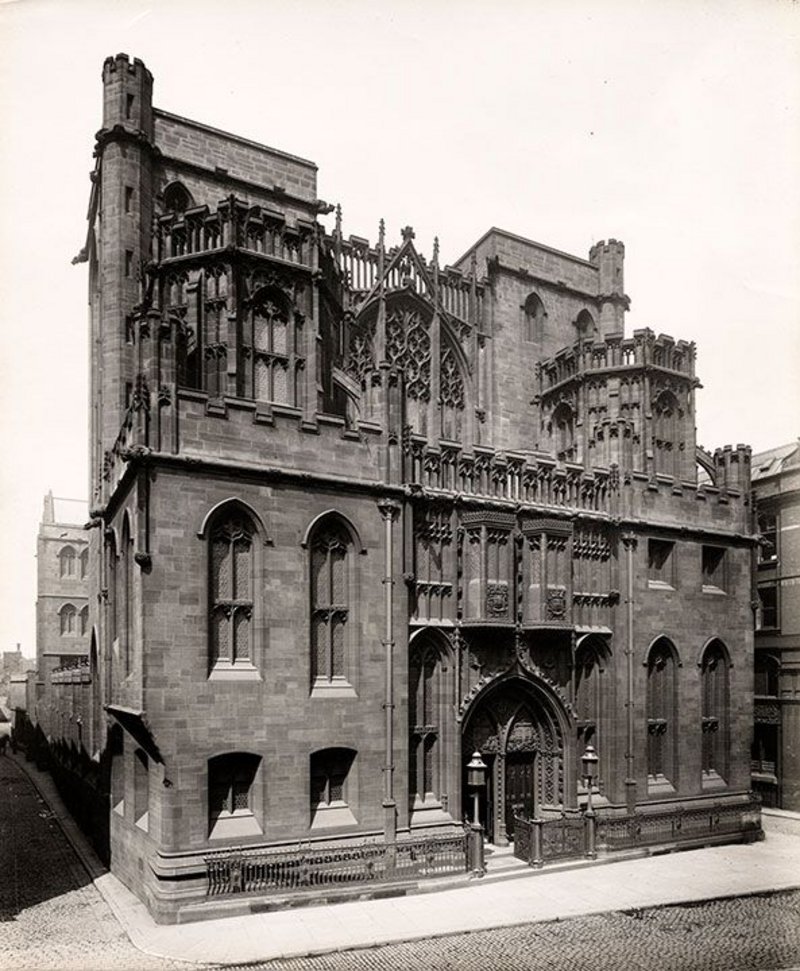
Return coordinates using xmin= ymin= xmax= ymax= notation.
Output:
xmin=310 ymin=521 xmax=352 ymax=684
xmin=701 ymin=640 xmax=729 ymax=785
xmin=647 ymin=638 xmax=678 ymax=788
xmin=209 ymin=515 xmax=254 ymax=667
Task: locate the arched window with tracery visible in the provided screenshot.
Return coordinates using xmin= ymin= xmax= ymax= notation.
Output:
xmin=653 ymin=390 xmax=681 ymax=478
xmin=551 ymin=402 xmax=576 ymax=461
xmin=646 ymin=638 xmax=679 ymax=791
xmin=574 ymin=638 xmax=606 ymax=749
xmin=59 ymin=604 xmax=77 ymax=636
xmin=163 ymin=181 xmax=193 ymax=214
xmin=386 ymin=302 xmax=430 ymax=436
xmin=701 ymin=640 xmax=729 ymax=786
xmin=440 ymin=339 xmax=466 ymax=442
xmin=409 ymin=637 xmax=448 ymax=809
xmin=523 ymin=293 xmax=546 ymax=343
xmin=310 ymin=519 xmax=352 ymax=686
xmin=59 ymin=546 xmax=76 ymax=578
xmin=249 ymin=289 xmax=292 ymax=406
xmin=209 ymin=512 xmax=255 ymax=669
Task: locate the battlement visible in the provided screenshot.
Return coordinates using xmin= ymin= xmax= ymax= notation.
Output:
xmin=589 ymin=238 xmax=625 ymax=262
xmin=102 ymin=53 xmax=152 ymax=82
xmin=713 ymin=444 xmax=752 ymax=494
xmin=538 ymin=327 xmax=697 ymax=394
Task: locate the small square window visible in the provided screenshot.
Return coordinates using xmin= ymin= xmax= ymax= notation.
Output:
xmin=648 ymin=539 xmax=675 ymax=588
xmin=702 ymin=545 xmax=726 ymax=592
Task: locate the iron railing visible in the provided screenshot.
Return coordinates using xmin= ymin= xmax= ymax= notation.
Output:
xmin=206 ymin=832 xmax=469 ymax=896
xmin=514 ymin=800 xmax=762 ymax=867
xmin=597 ymin=800 xmax=762 ymax=851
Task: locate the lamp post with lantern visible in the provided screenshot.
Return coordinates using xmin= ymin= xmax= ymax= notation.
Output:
xmin=466 ymin=750 xmax=487 ymax=877
xmin=582 ymin=743 xmax=599 ymax=860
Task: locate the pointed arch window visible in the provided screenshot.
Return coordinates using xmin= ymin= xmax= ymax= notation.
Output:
xmin=409 ymin=639 xmax=447 ymax=808
xmin=701 ymin=640 xmax=729 ymax=787
xmin=59 ymin=604 xmax=77 ymax=636
xmin=209 ymin=514 xmax=255 ymax=668
xmin=79 ymin=548 xmax=89 ymax=579
xmin=523 ymin=293 xmax=546 ymax=343
xmin=79 ymin=605 xmax=89 ymax=637
xmin=653 ymin=390 xmax=681 ymax=478
xmin=163 ymin=181 xmax=193 ymax=214
xmin=574 ymin=638 xmax=605 ymax=750
xmin=646 ymin=638 xmax=678 ymax=791
xmin=249 ymin=290 xmax=293 ymax=406
xmin=59 ymin=546 xmax=76 ymax=578
xmin=574 ymin=309 xmax=596 ymax=337
xmin=551 ymin=402 xmax=576 ymax=461
xmin=440 ymin=340 xmax=466 ymax=442
xmin=118 ymin=517 xmax=133 ymax=677
xmin=310 ymin=520 xmax=352 ymax=685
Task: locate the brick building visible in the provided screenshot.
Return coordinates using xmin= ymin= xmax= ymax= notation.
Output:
xmin=752 ymin=441 xmax=800 ymax=810
xmin=74 ymin=54 xmax=758 ymax=922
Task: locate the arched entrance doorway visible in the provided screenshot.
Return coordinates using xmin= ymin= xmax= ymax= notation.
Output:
xmin=462 ymin=676 xmax=567 ymax=844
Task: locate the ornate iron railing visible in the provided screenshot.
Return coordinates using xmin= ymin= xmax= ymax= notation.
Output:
xmin=206 ymin=832 xmax=469 ymax=896
xmin=514 ymin=800 xmax=761 ymax=867
xmin=597 ymin=800 xmax=762 ymax=851
xmin=513 ymin=815 xmax=585 ymax=867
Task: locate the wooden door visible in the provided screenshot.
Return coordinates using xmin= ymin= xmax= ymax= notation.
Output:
xmin=505 ymin=752 xmax=536 ymax=839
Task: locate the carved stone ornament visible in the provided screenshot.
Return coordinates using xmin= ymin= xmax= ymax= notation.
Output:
xmin=486 ymin=583 xmax=509 ymax=617
xmin=546 ymin=589 xmax=567 ymax=620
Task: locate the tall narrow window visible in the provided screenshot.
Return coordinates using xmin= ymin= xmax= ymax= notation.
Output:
xmin=648 ymin=539 xmax=675 ymax=587
xmin=119 ymin=517 xmax=133 ymax=676
xmin=646 ymin=638 xmax=678 ymax=792
xmin=59 ymin=604 xmax=77 ymax=635
xmin=758 ymin=584 xmax=778 ymax=630
xmin=59 ymin=546 xmax=76 ymax=578
xmin=551 ymin=402 xmax=575 ymax=461
xmin=251 ymin=291 xmax=291 ymax=405
xmin=209 ymin=515 xmax=254 ymax=667
xmin=758 ymin=513 xmax=778 ymax=563
xmin=409 ymin=639 xmax=446 ymax=809
xmin=79 ymin=547 xmax=89 ymax=579
xmin=574 ymin=638 xmax=605 ymax=750
xmin=754 ymin=654 xmax=779 ymax=697
xmin=702 ymin=546 xmax=726 ymax=592
xmin=701 ymin=640 xmax=729 ymax=787
xmin=133 ymin=748 xmax=149 ymax=831
xmin=79 ymin=605 xmax=89 ymax=637
xmin=653 ymin=390 xmax=681 ymax=478
xmin=523 ymin=293 xmax=546 ymax=343
xmin=310 ymin=521 xmax=351 ymax=685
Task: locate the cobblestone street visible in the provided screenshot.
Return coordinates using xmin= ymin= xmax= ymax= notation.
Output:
xmin=0 ymin=756 xmax=184 ymax=970
xmin=2 ymin=754 xmax=799 ymax=971
xmin=237 ymin=890 xmax=800 ymax=971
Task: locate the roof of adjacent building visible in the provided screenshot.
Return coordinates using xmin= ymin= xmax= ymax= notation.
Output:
xmin=751 ymin=441 xmax=800 ymax=482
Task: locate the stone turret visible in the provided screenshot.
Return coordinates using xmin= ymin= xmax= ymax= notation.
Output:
xmin=589 ymin=239 xmax=628 ymax=333
xmin=713 ymin=444 xmax=752 ymax=494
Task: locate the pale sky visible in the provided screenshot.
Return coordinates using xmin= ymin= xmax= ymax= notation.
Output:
xmin=0 ymin=0 xmax=798 ymax=656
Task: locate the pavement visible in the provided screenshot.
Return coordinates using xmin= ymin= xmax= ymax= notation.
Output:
xmin=6 ymin=750 xmax=800 ymax=968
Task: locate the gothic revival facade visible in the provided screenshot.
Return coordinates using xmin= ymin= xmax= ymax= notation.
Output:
xmin=78 ymin=55 xmax=758 ymax=921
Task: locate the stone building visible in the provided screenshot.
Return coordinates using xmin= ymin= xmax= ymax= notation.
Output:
xmin=34 ymin=492 xmax=90 ymax=737
xmin=74 ymin=54 xmax=758 ymax=922
xmin=752 ymin=441 xmax=800 ymax=810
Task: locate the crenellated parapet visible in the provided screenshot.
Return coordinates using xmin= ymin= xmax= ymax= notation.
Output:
xmin=535 ymin=328 xmax=700 ymax=480
xmin=713 ymin=444 xmax=752 ymax=495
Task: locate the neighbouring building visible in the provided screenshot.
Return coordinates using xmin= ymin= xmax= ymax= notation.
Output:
xmin=65 ymin=54 xmax=758 ymax=922
xmin=33 ymin=492 xmax=90 ymax=738
xmin=752 ymin=441 xmax=800 ymax=810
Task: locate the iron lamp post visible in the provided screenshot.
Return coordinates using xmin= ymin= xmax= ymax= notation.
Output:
xmin=582 ymin=743 xmax=599 ymax=860
xmin=466 ymin=750 xmax=487 ymax=876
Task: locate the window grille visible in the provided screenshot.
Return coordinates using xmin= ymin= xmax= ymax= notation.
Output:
xmin=310 ymin=523 xmax=351 ymax=683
